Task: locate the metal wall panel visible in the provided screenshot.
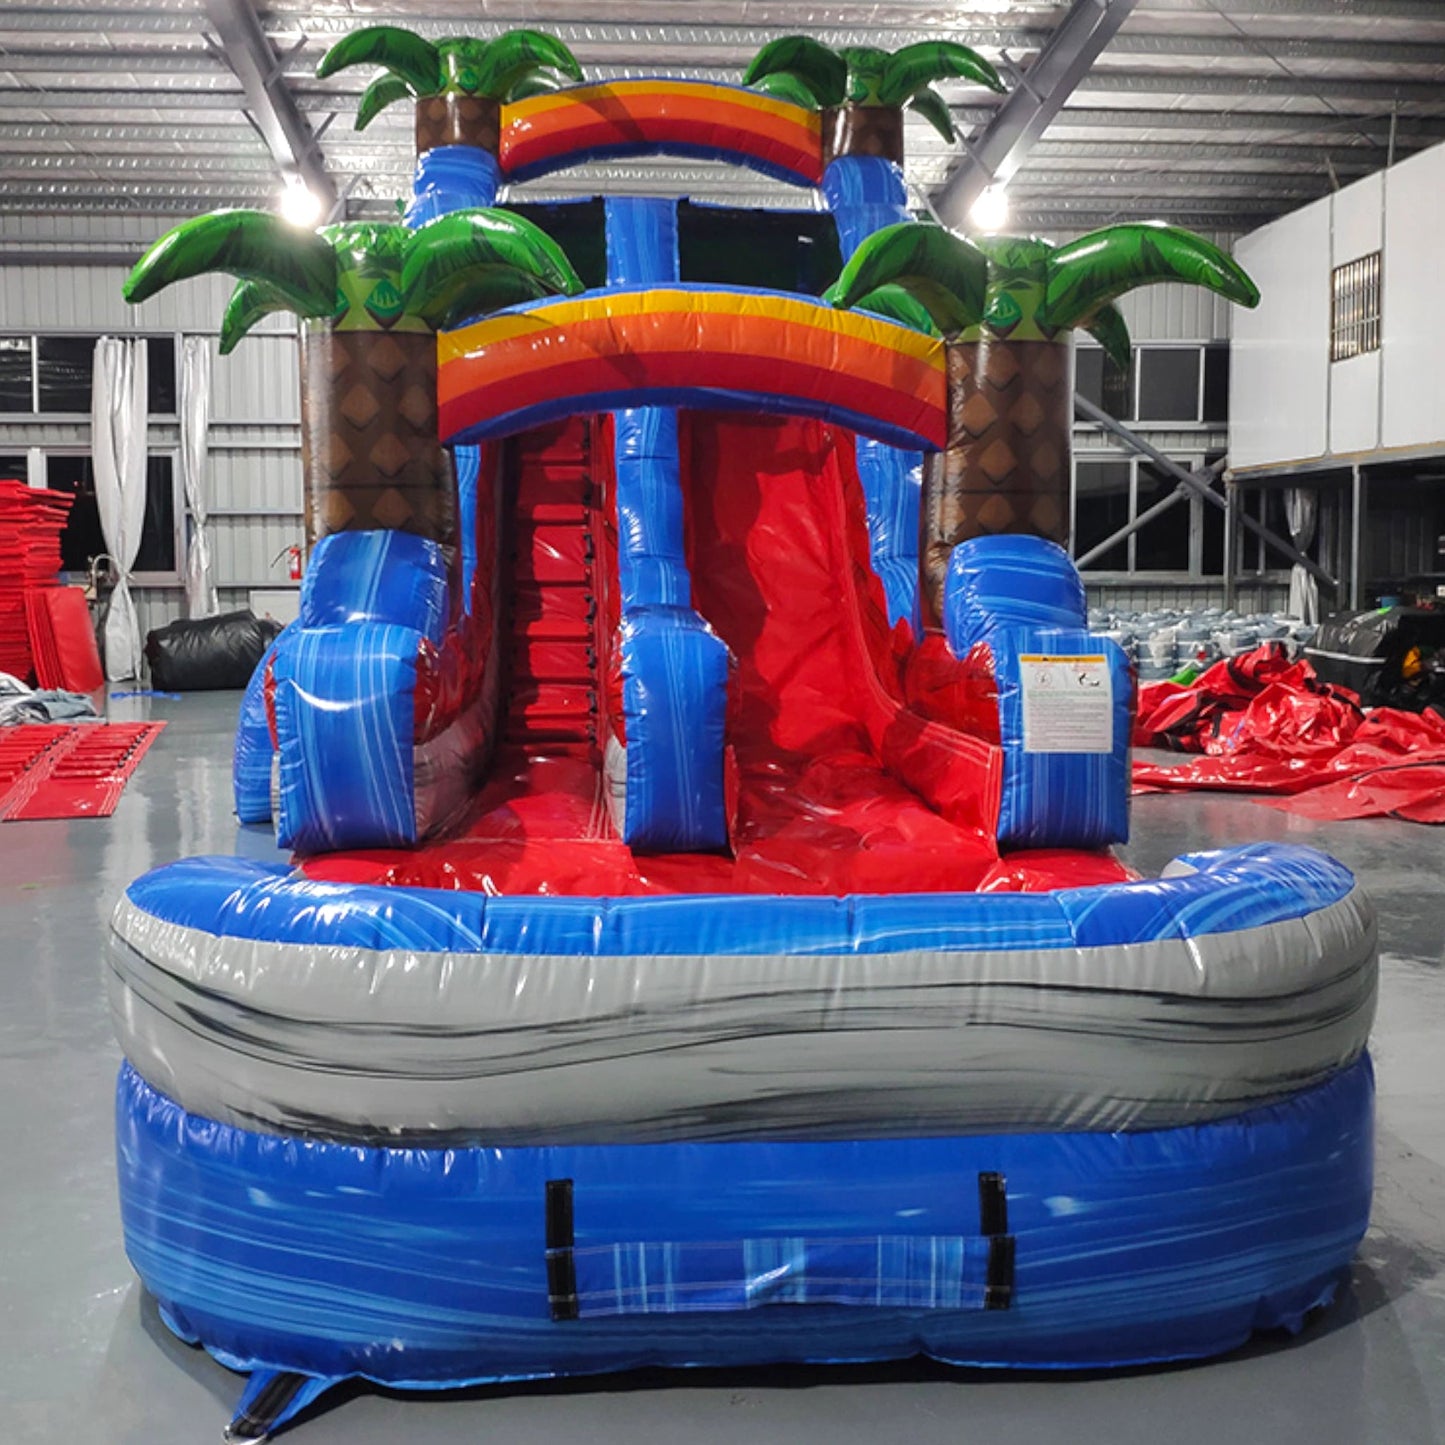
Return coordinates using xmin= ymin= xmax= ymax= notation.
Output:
xmin=1 ymin=256 xmax=303 ymax=661
xmin=1088 ymin=581 xmax=1290 ymax=614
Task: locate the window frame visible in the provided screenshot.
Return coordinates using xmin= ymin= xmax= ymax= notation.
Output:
xmin=0 ymin=329 xmax=181 ymax=420
xmin=41 ymin=443 xmax=185 ymax=587
xmin=1329 ymin=250 xmax=1382 ymax=364
xmin=1073 ymin=451 xmax=1223 ymax=579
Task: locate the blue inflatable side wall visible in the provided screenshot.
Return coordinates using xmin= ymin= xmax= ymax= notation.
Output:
xmin=125 ymin=842 xmax=1355 ymax=956
xmin=117 ymin=1055 xmax=1373 ymax=1385
xmin=822 ymin=156 xmax=922 ymax=631
xmin=231 ymin=634 xmax=281 ymax=824
xmin=273 ymin=531 xmax=448 ymax=853
xmin=604 ymin=198 xmax=729 ymax=851
xmin=944 ymin=537 xmax=1131 ymax=850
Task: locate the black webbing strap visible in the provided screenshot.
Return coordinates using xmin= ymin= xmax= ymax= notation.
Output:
xmin=977 ymin=1172 xmax=1016 ymax=1312
xmin=545 ymin=1178 xmax=579 ymax=1322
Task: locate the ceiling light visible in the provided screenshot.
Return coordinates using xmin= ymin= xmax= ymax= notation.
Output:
xmin=279 ymin=175 xmax=322 ymax=228
xmin=969 ymin=185 xmax=1009 ymax=235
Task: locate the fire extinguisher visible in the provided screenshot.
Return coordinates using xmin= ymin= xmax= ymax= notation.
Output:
xmin=271 ymin=544 xmax=304 ymax=581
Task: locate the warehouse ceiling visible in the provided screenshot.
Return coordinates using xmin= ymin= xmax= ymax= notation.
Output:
xmin=2 ymin=0 xmax=1444 ymax=238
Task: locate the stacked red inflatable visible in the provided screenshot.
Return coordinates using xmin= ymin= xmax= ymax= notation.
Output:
xmin=0 ymin=480 xmax=73 ymax=682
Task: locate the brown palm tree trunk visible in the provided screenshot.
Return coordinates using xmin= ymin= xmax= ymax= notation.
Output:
xmin=299 ymin=326 xmax=456 ymax=549
xmin=416 ymin=95 xmax=501 ymax=154
xmin=920 ymin=336 xmax=1072 ymax=625
xmin=821 ymin=106 xmax=904 ymax=166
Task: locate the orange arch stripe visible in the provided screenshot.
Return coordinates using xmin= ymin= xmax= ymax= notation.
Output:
xmin=500 ymin=80 xmax=823 ymax=185
xmin=437 ymin=290 xmax=947 ymax=450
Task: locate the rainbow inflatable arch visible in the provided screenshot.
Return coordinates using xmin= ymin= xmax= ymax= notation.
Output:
xmin=110 ymin=56 xmax=1376 ymax=1441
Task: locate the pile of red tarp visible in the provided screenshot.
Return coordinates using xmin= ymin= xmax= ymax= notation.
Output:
xmin=1133 ymin=642 xmax=1445 ymax=822
xmin=0 ymin=480 xmax=74 ymax=682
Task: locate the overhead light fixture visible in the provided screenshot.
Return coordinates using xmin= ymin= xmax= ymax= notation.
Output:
xmin=279 ymin=174 xmax=322 ymax=228
xmin=969 ymin=185 xmax=1009 ymax=235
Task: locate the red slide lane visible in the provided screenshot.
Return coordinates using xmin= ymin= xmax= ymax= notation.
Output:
xmin=306 ymin=413 xmax=1129 ymax=896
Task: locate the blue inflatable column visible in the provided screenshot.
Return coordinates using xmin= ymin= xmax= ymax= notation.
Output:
xmin=822 ymin=155 xmax=923 ymax=633
xmin=943 ymin=536 xmax=1132 ymax=850
xmin=230 ymin=151 xmax=504 ymax=826
xmin=602 ymin=198 xmax=730 ymax=851
xmin=407 ymin=145 xmax=503 ymax=612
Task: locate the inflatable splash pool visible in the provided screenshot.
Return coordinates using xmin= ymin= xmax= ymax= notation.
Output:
xmin=110 ymin=32 xmax=1376 ymax=1441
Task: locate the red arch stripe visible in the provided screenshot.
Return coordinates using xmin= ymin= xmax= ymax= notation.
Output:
xmin=500 ymin=80 xmax=823 ymax=186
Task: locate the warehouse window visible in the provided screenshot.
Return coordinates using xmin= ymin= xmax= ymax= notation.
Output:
xmin=45 ymin=452 xmax=180 ymax=579
xmin=0 ymin=335 xmax=176 ymax=415
xmin=1073 ymin=459 xmax=1131 ymax=569
xmin=1075 ymin=345 xmax=1134 ymax=421
xmin=0 ymin=338 xmax=32 ymax=412
xmin=1136 ymin=347 xmax=1201 ymax=423
xmin=1330 ymin=251 xmax=1381 ymax=362
xmin=1075 ymin=454 xmax=1223 ymax=576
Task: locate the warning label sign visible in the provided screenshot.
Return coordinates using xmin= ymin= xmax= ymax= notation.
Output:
xmin=1018 ymin=654 xmax=1115 ymax=754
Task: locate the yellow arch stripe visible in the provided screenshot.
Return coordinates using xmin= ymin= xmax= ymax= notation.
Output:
xmin=439 ymin=290 xmax=943 ymax=370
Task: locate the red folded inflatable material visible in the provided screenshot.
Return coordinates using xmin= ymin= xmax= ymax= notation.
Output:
xmin=26 ymin=586 xmax=104 ymax=693
xmin=0 ymin=722 xmax=165 ymax=821
xmin=1133 ymin=642 xmax=1445 ymax=822
xmin=0 ymin=482 xmax=74 ymax=683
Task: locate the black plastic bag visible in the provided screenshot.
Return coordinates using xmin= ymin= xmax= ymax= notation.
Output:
xmin=1306 ymin=607 xmax=1445 ymax=709
xmin=145 ymin=610 xmax=282 ymax=692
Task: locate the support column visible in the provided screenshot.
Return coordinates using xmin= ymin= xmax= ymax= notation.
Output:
xmin=602 ymin=197 xmax=729 ymax=851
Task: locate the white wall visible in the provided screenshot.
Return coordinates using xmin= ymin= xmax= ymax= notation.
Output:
xmin=1230 ymin=196 xmax=1331 ymax=470
xmin=1381 ymin=144 xmax=1445 ymax=453
xmin=1230 ymin=142 xmax=1445 ymax=471
xmin=1329 ymin=171 xmax=1383 ymax=456
xmin=0 ymin=227 xmax=303 ymax=647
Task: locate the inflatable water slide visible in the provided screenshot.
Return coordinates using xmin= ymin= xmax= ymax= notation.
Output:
xmin=108 ymin=30 xmax=1375 ymax=1440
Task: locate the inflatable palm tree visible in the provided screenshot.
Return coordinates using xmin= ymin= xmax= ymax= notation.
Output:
xmin=317 ymin=28 xmax=582 ymax=155
xmin=743 ymin=36 xmax=1003 ymax=163
xmin=124 ymin=209 xmax=582 ymax=545
xmin=832 ymin=221 xmax=1259 ymax=621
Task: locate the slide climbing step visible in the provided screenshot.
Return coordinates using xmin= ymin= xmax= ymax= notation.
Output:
xmin=503 ymin=421 xmax=600 ymax=755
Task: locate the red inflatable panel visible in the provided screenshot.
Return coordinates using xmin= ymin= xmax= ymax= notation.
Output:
xmin=305 ymin=415 xmax=1136 ymax=895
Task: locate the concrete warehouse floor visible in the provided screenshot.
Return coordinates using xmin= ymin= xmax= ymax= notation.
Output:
xmin=1 ymin=690 xmax=1441 ymax=1445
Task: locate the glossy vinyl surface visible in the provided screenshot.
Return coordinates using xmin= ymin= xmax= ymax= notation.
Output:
xmin=6 ymin=689 xmax=1445 ymax=1443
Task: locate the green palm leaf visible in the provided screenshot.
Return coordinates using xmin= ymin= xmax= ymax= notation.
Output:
xmin=742 ymin=36 xmax=847 ymax=108
xmin=219 ymin=278 xmax=305 ymax=354
xmin=1042 ymin=222 xmax=1260 ymax=331
xmin=356 ymin=72 xmax=414 ymax=130
xmin=841 ymin=45 xmax=889 ymax=103
xmin=824 ymin=280 xmax=939 ymax=336
xmin=315 ymin=26 xmax=439 ymax=96
xmin=472 ymin=30 xmax=584 ymax=101
xmin=506 ymin=70 xmax=569 ymax=102
xmin=831 ymin=221 xmax=989 ymax=335
xmin=878 ymin=40 xmax=1004 ymax=105
xmin=1083 ymin=301 xmax=1131 ymax=372
xmin=906 ymin=87 xmax=955 ymax=143
xmin=123 ymin=210 xmax=336 ymax=315
xmin=407 ymin=265 xmax=556 ymax=331
xmin=749 ymin=71 xmax=825 ymax=109
xmin=402 ymin=208 xmax=583 ymax=330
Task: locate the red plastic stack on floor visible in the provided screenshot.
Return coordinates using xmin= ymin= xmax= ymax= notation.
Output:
xmin=0 ymin=480 xmax=76 ymax=683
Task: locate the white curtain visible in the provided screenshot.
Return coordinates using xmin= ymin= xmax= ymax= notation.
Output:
xmin=92 ymin=336 xmax=149 ymax=681
xmin=1285 ymin=486 xmax=1320 ymax=625
xmin=179 ymin=336 xmax=216 ymax=618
